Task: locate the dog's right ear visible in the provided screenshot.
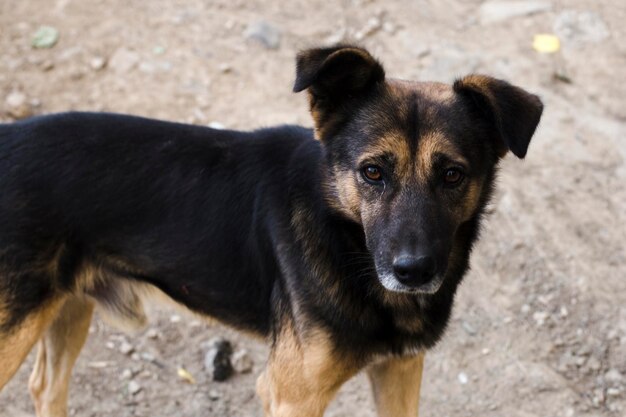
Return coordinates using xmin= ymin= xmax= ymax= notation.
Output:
xmin=293 ymin=45 xmax=385 ymax=139
xmin=293 ymin=45 xmax=385 ymax=96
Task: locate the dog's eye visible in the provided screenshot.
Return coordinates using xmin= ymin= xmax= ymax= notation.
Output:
xmin=362 ymin=165 xmax=383 ymax=184
xmin=443 ymin=168 xmax=464 ymax=186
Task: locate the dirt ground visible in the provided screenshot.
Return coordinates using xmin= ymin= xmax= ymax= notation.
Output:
xmin=1 ymin=0 xmax=625 ymax=416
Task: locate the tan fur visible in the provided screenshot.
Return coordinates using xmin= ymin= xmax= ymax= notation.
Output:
xmin=0 ymin=296 xmax=67 ymax=391
xmin=415 ymin=131 xmax=467 ymax=183
xmin=257 ymin=325 xmax=360 ymax=417
xmin=359 ymin=131 xmax=412 ymax=179
xmin=29 ymin=296 xmax=94 ymax=417
xmin=367 ymin=353 xmax=425 ymax=417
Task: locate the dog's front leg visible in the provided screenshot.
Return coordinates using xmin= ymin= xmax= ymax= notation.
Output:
xmin=367 ymin=353 xmax=425 ymax=417
xmin=256 ymin=327 xmax=359 ymax=417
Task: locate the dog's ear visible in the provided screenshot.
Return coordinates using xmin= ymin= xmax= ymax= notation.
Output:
xmin=293 ymin=45 xmax=385 ymax=140
xmin=293 ymin=45 xmax=385 ymax=96
xmin=454 ymin=75 xmax=543 ymax=159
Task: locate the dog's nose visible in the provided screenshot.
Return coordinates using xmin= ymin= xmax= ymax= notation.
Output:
xmin=392 ymin=255 xmax=436 ymax=287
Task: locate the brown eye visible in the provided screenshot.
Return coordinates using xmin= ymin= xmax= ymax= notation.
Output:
xmin=443 ymin=168 xmax=464 ymax=185
xmin=362 ymin=165 xmax=383 ymax=183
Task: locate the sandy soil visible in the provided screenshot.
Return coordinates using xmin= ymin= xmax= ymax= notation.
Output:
xmin=1 ymin=0 xmax=625 ymax=416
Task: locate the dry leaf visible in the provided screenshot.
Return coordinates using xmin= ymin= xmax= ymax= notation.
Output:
xmin=533 ymin=34 xmax=560 ymax=53
xmin=177 ymin=367 xmax=196 ymax=384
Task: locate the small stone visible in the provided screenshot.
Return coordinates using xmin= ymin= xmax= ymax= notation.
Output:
xmin=204 ymin=338 xmax=233 ymax=381
xmin=5 ymin=91 xmax=33 ymax=120
xmin=592 ymin=388 xmax=605 ymax=407
xmin=32 ymin=26 xmax=59 ymax=49
xmin=324 ymin=28 xmax=347 ymax=46
xmin=533 ymin=311 xmax=549 ymax=326
xmin=521 ymin=304 xmax=531 ymax=314
xmin=90 ymin=56 xmax=106 ymax=71
xmin=586 ymin=356 xmax=601 ymax=371
xmin=382 ymin=21 xmax=396 ymax=33
xmin=119 ymin=342 xmax=134 ymax=355
xmin=41 ymin=60 xmax=54 ymax=71
xmin=481 ymin=348 xmax=491 ymax=355
xmin=218 ymin=63 xmax=232 ymax=73
xmin=479 ymin=1 xmax=552 ymax=24
xmin=462 ymin=321 xmax=477 ymax=335
xmin=109 ymin=48 xmax=139 ymax=73
xmin=605 ymin=369 xmax=623 ymax=383
xmin=554 ymin=10 xmax=609 ymax=45
xmin=121 ymin=369 xmax=133 ymax=380
xmin=169 ymin=314 xmax=181 ymax=323
xmin=457 ymin=372 xmax=469 ymax=385
xmin=606 ymin=387 xmax=621 ymax=397
xmin=244 ymin=21 xmax=281 ymax=49
xmin=127 ymin=380 xmax=142 ymax=395
xmin=146 ymin=328 xmax=159 ymax=339
xmin=232 ymin=349 xmax=254 ymax=373
xmin=208 ymin=389 xmax=221 ymax=400
xmin=208 ymin=121 xmax=225 ymax=130
xmin=105 ymin=341 xmax=115 ymax=350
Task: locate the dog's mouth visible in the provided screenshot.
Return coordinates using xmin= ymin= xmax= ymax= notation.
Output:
xmin=375 ymin=262 xmax=447 ymax=295
xmin=376 ymin=270 xmax=445 ymax=295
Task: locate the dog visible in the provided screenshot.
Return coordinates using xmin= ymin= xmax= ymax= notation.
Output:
xmin=0 ymin=44 xmax=543 ymax=417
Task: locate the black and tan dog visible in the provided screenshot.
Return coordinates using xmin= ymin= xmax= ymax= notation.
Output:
xmin=0 ymin=45 xmax=542 ymax=417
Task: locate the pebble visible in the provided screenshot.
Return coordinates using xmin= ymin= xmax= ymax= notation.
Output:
xmin=90 ymin=56 xmax=106 ymax=71
xmin=41 ymin=60 xmax=54 ymax=71
xmin=109 ymin=48 xmax=140 ymax=73
xmin=218 ymin=63 xmax=232 ymax=73
xmin=32 ymin=26 xmax=60 ymax=49
xmin=208 ymin=389 xmax=222 ymax=400
xmin=244 ymin=21 xmax=281 ymax=50
xmin=204 ymin=338 xmax=234 ymax=381
xmin=606 ymin=387 xmax=621 ymax=397
xmin=355 ymin=16 xmax=382 ymax=40
xmin=462 ymin=321 xmax=477 ymax=335
xmin=457 ymin=372 xmax=469 ymax=384
xmin=232 ymin=349 xmax=254 ymax=373
xmin=208 ymin=121 xmax=225 ymax=130
xmin=533 ymin=311 xmax=549 ymax=326
xmin=127 ymin=380 xmax=142 ymax=395
xmin=145 ymin=328 xmax=159 ymax=339
xmin=5 ymin=91 xmax=33 ymax=120
xmin=119 ymin=342 xmax=135 ymax=355
xmin=479 ymin=1 xmax=552 ymax=24
xmin=554 ymin=10 xmax=609 ymax=45
xmin=170 ymin=314 xmax=182 ymax=323
xmin=605 ymin=368 xmax=623 ymax=383
xmin=586 ymin=356 xmax=601 ymax=371
xmin=121 ymin=368 xmax=133 ymax=380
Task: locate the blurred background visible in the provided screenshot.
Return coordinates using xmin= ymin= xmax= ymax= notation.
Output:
xmin=1 ymin=0 xmax=624 ymax=416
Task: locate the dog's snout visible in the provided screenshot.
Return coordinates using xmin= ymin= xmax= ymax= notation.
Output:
xmin=392 ymin=255 xmax=436 ymax=287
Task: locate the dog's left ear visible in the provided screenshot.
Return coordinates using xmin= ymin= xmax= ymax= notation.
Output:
xmin=454 ymin=75 xmax=543 ymax=159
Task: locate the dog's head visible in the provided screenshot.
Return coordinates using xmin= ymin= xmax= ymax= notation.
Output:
xmin=294 ymin=45 xmax=543 ymax=294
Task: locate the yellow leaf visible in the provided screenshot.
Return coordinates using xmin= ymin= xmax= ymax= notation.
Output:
xmin=533 ymin=34 xmax=560 ymax=53
xmin=177 ymin=367 xmax=196 ymax=384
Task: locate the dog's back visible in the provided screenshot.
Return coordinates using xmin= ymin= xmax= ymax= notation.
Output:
xmin=0 ymin=113 xmax=316 ymax=336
